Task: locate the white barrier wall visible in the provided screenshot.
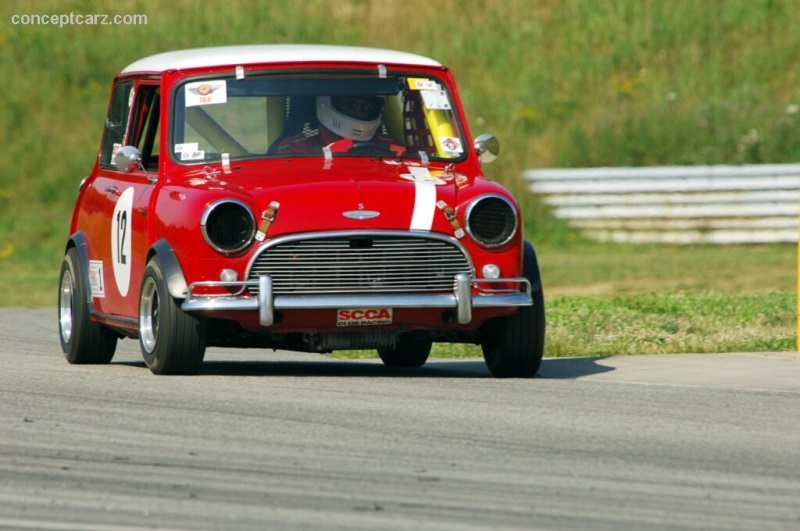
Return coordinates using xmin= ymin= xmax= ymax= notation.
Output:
xmin=524 ymin=164 xmax=800 ymax=244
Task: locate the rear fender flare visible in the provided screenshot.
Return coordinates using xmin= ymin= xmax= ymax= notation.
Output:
xmin=65 ymin=232 xmax=94 ymax=309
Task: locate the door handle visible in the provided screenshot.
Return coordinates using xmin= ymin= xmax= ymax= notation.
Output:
xmin=104 ymin=186 xmax=121 ymax=197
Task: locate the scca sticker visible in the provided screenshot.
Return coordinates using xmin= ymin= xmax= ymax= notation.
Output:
xmin=337 ymin=308 xmax=393 ymax=327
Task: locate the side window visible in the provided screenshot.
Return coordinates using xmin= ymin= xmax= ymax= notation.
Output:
xmin=130 ymin=85 xmax=160 ymax=171
xmin=99 ymin=80 xmax=133 ymax=168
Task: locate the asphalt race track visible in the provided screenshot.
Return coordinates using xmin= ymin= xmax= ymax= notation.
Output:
xmin=1 ymin=308 xmax=799 ymax=530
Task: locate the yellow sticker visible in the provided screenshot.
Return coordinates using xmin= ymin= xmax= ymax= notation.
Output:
xmin=407 ymin=78 xmax=440 ymax=91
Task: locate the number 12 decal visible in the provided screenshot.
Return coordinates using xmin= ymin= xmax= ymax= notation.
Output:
xmin=111 ymin=187 xmax=134 ymax=297
xmin=116 ymin=210 xmax=128 ymax=265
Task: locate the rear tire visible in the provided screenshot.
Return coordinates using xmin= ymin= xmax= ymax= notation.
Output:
xmin=480 ymin=241 xmax=545 ymax=377
xmin=139 ymin=256 xmax=206 ymax=375
xmin=58 ymin=247 xmax=117 ymax=364
xmin=378 ymin=332 xmax=432 ymax=368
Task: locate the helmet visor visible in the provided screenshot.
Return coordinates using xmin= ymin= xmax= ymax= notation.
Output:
xmin=330 ymin=95 xmax=384 ymax=121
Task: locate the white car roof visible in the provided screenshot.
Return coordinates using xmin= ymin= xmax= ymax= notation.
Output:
xmin=121 ymin=44 xmax=442 ymax=74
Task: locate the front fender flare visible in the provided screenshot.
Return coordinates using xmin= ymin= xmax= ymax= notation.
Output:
xmin=148 ymin=239 xmax=189 ymax=300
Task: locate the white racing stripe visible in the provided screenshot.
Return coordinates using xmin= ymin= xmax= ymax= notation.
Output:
xmin=409 ymin=179 xmax=438 ymax=230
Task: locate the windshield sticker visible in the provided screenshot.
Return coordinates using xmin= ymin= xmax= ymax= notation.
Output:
xmin=439 ymin=136 xmax=463 ymax=156
xmin=180 ymin=150 xmax=205 ymax=161
xmin=408 ymin=78 xmax=440 ymax=91
xmin=174 ymin=142 xmax=198 ymax=153
xmin=185 ymin=80 xmax=227 ymax=107
xmin=175 ymin=142 xmax=204 ymax=161
xmin=420 ymin=89 xmax=451 ymax=110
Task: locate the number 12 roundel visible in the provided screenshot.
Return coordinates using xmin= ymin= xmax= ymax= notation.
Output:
xmin=111 ymin=187 xmax=134 ymax=297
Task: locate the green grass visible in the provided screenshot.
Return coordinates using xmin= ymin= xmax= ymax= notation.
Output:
xmin=1 ymin=0 xmax=798 ymax=358
xmin=542 ymin=242 xmax=796 ymax=357
xmin=540 ymin=242 xmax=796 ymax=295
xmin=546 ymin=290 xmax=795 ymax=357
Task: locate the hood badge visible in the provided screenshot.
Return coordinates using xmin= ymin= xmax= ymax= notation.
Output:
xmin=343 ymin=210 xmax=380 ymax=220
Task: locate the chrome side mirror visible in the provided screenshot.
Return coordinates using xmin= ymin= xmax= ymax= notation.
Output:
xmin=114 ymin=145 xmax=143 ymax=173
xmin=474 ymin=133 xmax=500 ymax=163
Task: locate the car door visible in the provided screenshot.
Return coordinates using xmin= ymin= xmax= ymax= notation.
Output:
xmin=87 ymin=79 xmax=160 ymax=322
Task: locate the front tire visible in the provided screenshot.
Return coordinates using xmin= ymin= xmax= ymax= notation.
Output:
xmin=58 ymin=247 xmax=117 ymax=364
xmin=139 ymin=256 xmax=206 ymax=375
xmin=480 ymin=241 xmax=545 ymax=377
xmin=378 ymin=332 xmax=432 ymax=368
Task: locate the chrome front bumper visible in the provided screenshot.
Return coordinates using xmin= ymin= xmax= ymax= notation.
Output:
xmin=181 ymin=273 xmax=532 ymax=327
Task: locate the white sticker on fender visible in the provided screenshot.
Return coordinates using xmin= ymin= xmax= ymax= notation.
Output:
xmin=111 ymin=187 xmax=134 ymax=297
xmin=89 ymin=260 xmax=105 ymax=298
xmin=337 ymin=308 xmax=393 ymax=327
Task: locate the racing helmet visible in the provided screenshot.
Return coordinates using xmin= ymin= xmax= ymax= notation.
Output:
xmin=316 ymin=95 xmax=384 ymax=141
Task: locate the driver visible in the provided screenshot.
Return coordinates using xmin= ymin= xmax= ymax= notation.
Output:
xmin=274 ymin=94 xmax=405 ymax=155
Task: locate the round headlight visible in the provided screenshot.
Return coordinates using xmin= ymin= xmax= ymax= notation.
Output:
xmin=201 ymin=199 xmax=256 ymax=254
xmin=465 ymin=195 xmax=518 ymax=247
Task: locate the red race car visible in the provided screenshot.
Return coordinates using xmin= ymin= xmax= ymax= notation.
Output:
xmin=58 ymin=45 xmax=545 ymax=377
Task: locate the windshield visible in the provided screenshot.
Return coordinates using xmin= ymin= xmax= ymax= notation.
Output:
xmin=171 ymin=73 xmax=466 ymax=163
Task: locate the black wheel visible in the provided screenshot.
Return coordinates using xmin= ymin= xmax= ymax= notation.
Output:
xmin=378 ymin=332 xmax=432 ymax=368
xmin=58 ymin=247 xmax=117 ymax=364
xmin=139 ymin=256 xmax=206 ymax=375
xmin=480 ymin=241 xmax=545 ymax=378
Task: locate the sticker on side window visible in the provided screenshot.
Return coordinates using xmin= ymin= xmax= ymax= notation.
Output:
xmin=336 ymin=308 xmax=393 ymax=327
xmin=185 ymin=80 xmax=227 ymax=107
xmin=110 ymin=143 xmax=122 ymax=166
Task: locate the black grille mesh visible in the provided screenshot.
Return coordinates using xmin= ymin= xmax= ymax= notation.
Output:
xmin=248 ymin=235 xmax=471 ymax=295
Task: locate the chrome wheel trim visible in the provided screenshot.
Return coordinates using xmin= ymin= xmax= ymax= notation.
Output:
xmin=59 ymin=269 xmax=74 ymax=344
xmin=140 ymin=277 xmax=159 ymax=353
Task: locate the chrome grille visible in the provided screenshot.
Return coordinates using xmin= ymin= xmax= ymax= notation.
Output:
xmin=247 ymin=234 xmax=472 ymax=295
